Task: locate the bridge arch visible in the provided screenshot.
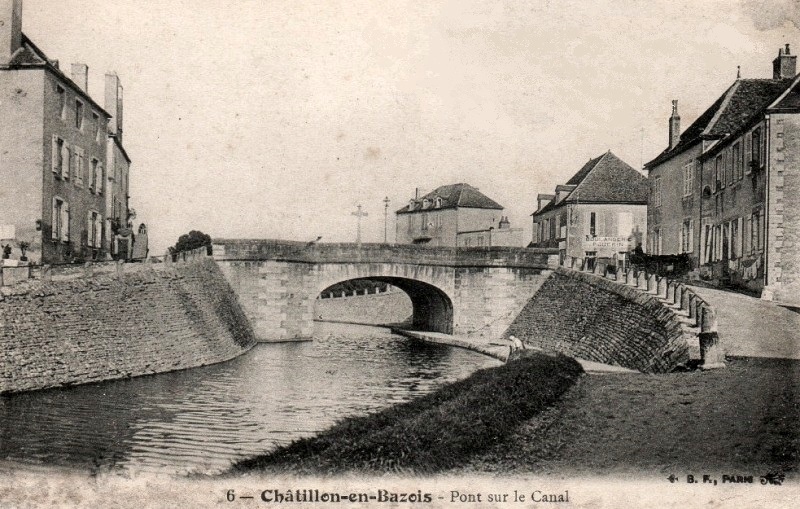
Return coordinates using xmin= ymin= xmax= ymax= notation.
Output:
xmin=316 ymin=274 xmax=454 ymax=334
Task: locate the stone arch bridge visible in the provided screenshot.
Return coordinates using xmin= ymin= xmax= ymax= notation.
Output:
xmin=212 ymin=240 xmax=559 ymax=341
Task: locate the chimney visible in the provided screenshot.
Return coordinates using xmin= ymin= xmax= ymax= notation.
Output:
xmin=0 ymin=0 xmax=22 ymax=64
xmin=70 ymin=63 xmax=88 ymax=92
xmin=669 ymin=100 xmax=681 ymax=150
xmin=105 ymin=72 xmax=123 ymax=141
xmin=773 ymin=44 xmax=797 ymax=79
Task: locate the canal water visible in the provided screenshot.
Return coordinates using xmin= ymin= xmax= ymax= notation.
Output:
xmin=0 ymin=322 xmax=500 ymax=476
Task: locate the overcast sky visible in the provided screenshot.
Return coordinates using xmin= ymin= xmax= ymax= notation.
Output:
xmin=22 ymin=0 xmax=800 ymax=252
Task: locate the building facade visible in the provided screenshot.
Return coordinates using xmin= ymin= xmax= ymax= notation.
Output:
xmin=0 ymin=0 xmax=131 ymax=264
xmin=531 ymin=151 xmax=647 ymax=269
xmin=646 ymin=45 xmax=800 ymax=301
xmin=395 ymin=183 xmax=516 ymax=247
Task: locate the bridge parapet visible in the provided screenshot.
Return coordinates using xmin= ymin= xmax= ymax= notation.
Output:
xmin=213 ymin=239 xmax=558 ymax=268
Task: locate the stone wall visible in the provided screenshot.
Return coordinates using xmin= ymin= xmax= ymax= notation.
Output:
xmin=314 ymin=290 xmax=412 ymax=326
xmin=0 ymin=258 xmax=256 ymax=394
xmin=504 ymin=267 xmax=689 ymax=373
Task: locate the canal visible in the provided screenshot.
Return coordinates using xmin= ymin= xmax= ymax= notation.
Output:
xmin=0 ymin=322 xmax=500 ymax=476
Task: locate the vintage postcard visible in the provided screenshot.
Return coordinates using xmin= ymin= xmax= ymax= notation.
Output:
xmin=0 ymin=0 xmax=798 ymax=507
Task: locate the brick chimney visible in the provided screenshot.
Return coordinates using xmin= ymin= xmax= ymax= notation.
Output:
xmin=105 ymin=72 xmax=123 ymax=141
xmin=669 ymin=100 xmax=681 ymax=150
xmin=0 ymin=0 xmax=22 ymax=64
xmin=773 ymin=44 xmax=797 ymax=79
xmin=71 ymin=63 xmax=88 ymax=91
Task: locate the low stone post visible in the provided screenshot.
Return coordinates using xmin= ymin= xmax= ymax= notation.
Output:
xmin=674 ymin=284 xmax=683 ymax=306
xmin=636 ymin=271 xmax=647 ymax=289
xmin=666 ymin=281 xmax=676 ymax=302
xmin=84 ymin=262 xmax=94 ymax=278
xmin=627 ymin=269 xmax=636 ymax=286
xmin=116 ymin=259 xmax=124 ymax=279
xmin=648 ymin=273 xmax=658 ymax=293
xmin=699 ymin=305 xmax=725 ymax=369
xmin=680 ymin=286 xmax=690 ymax=312
xmin=688 ymin=292 xmax=697 ymax=320
xmin=41 ymin=264 xmax=52 ymax=282
xmin=657 ymin=277 xmax=668 ymax=298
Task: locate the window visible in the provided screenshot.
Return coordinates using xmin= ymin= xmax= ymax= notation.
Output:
xmin=421 ymin=212 xmax=428 ymax=231
xmin=589 ymin=212 xmax=596 ymax=237
xmin=730 ymin=219 xmax=739 ymax=259
xmin=57 ymin=85 xmax=66 ymax=119
xmin=751 ymin=210 xmax=761 ymax=252
xmin=682 ymin=161 xmax=694 ymax=197
xmin=51 ymin=197 xmax=70 ymax=242
xmin=733 ymin=142 xmax=742 ymax=181
xmin=93 ymin=112 xmax=102 ymax=142
xmin=652 ymin=177 xmax=662 ymax=207
xmin=90 ymin=159 xmax=99 ymax=192
xmin=75 ymin=100 xmax=84 ymax=130
xmin=752 ymin=127 xmax=762 ymax=169
xmin=703 ymin=224 xmax=712 ymax=263
xmin=51 ymin=136 xmax=64 ymax=175
xmin=716 ymin=155 xmax=724 ymax=189
xmin=681 ymin=219 xmax=694 ymax=253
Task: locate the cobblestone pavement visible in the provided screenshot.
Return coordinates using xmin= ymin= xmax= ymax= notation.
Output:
xmin=689 ymin=286 xmax=800 ymax=359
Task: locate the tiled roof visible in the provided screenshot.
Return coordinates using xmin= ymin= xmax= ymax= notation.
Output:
xmin=396 ymin=183 xmax=503 ymax=214
xmin=532 ymin=151 xmax=646 ymax=217
xmin=646 ymin=78 xmax=795 ymax=168
xmin=706 ymin=79 xmax=792 ymax=136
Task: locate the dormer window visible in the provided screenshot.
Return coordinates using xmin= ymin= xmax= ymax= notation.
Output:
xmin=408 ymin=199 xmax=416 ymax=211
xmin=434 ymin=197 xmax=442 ymax=208
xmin=422 ymin=198 xmax=430 ymax=209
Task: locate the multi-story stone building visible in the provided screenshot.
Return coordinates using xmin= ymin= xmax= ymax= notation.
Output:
xmin=0 ymin=0 xmax=130 ymax=264
xmin=646 ymin=45 xmax=800 ymax=301
xmin=395 ymin=183 xmax=520 ymax=247
xmin=531 ymin=151 xmax=647 ymax=269
xmin=103 ymin=71 xmax=134 ymax=259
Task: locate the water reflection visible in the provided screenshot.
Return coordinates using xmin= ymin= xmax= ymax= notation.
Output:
xmin=0 ymin=322 xmax=499 ymax=475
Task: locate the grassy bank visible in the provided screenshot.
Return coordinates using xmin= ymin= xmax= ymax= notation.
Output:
xmin=233 ymin=352 xmax=584 ymax=475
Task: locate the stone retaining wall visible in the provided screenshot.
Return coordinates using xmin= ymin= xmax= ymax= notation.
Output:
xmin=504 ymin=267 xmax=690 ymax=373
xmin=0 ymin=258 xmax=256 ymax=394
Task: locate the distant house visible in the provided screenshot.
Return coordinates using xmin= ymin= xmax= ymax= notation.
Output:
xmin=395 ymin=183 xmax=522 ymax=247
xmin=531 ymin=151 xmax=647 ymax=269
xmin=646 ymin=44 xmax=800 ymax=301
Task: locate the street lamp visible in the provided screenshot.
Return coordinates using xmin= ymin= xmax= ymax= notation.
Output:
xmin=383 ymin=196 xmax=390 ymax=244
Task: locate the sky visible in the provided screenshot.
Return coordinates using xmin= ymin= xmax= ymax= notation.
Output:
xmin=21 ymin=0 xmax=800 ymax=253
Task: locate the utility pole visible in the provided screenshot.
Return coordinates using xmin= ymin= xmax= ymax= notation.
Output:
xmin=352 ymin=204 xmax=368 ymax=248
xmin=383 ymin=196 xmax=390 ymax=244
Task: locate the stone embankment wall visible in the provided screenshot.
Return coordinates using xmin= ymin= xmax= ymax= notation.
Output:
xmin=505 ymin=267 xmax=689 ymax=373
xmin=314 ymin=290 xmax=412 ymax=326
xmin=0 ymin=259 xmax=256 ymax=394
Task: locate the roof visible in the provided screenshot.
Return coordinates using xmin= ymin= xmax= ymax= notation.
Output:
xmin=646 ymin=78 xmax=795 ymax=168
xmin=532 ymin=151 xmax=647 ymax=217
xmin=1 ymin=34 xmax=111 ymax=118
xmin=396 ymin=183 xmax=503 ymax=214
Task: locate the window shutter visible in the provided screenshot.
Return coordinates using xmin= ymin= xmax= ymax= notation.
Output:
xmin=61 ymin=202 xmax=70 ymax=242
xmin=51 ymin=136 xmax=59 ymax=173
xmin=737 ymin=217 xmax=744 ymax=259
xmin=61 ymin=143 xmax=70 ymax=180
xmin=87 ymin=212 xmax=93 ymax=247
xmin=96 ymin=163 xmax=104 ymax=194
xmin=51 ymin=197 xmax=58 ymax=240
xmin=745 ymin=133 xmax=752 ymax=173
xmin=689 ymin=220 xmax=694 ymax=253
xmin=75 ymin=148 xmax=83 ymax=186
xmin=96 ymin=214 xmax=103 ymax=248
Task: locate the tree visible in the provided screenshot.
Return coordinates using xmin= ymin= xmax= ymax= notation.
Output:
xmin=170 ymin=230 xmax=212 ymax=256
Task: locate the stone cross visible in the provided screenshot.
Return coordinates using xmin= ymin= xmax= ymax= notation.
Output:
xmin=352 ymin=204 xmax=368 ymax=248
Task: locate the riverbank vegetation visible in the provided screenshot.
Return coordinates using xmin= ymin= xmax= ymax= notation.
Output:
xmin=232 ymin=352 xmax=584 ymax=475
